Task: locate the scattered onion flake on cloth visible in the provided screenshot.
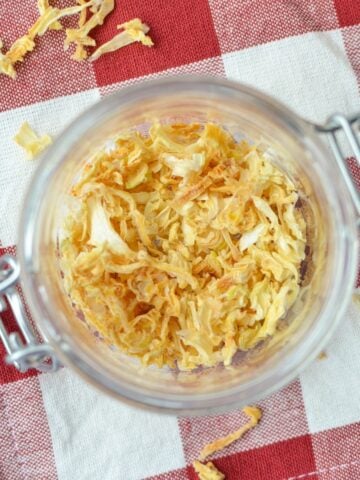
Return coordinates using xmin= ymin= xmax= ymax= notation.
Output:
xmin=65 ymin=0 xmax=115 ymax=61
xmin=199 ymin=406 xmax=262 ymax=460
xmin=0 ymin=0 xmax=153 ymax=78
xmin=60 ymin=122 xmax=307 ymax=371
xmin=193 ymin=461 xmax=225 ymax=480
xmin=89 ymin=18 xmax=153 ymax=61
xmin=14 ymin=122 xmax=52 ymax=159
xmin=193 ymin=406 xmax=262 ymax=480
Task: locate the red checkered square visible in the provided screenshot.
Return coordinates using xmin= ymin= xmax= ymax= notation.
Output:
xmin=92 ymin=0 xmax=220 ymax=87
xmin=342 ymin=25 xmax=360 ymax=88
xmin=188 ymin=435 xmax=318 ymax=480
xmin=0 ymin=246 xmax=39 ymax=385
xmin=179 ymin=380 xmax=309 ymax=463
xmin=208 ymin=0 xmax=338 ymax=54
xmin=334 ymin=0 xmax=360 ymax=28
xmin=312 ymin=423 xmax=360 ymax=480
xmin=0 ymin=377 xmax=57 ymax=479
xmin=0 ymin=1 xmax=97 ymax=112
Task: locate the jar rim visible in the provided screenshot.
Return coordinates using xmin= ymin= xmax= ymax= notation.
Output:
xmin=18 ymin=75 xmax=358 ymax=413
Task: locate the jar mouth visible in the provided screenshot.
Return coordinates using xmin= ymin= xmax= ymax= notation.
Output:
xmin=18 ymin=76 xmax=358 ymax=414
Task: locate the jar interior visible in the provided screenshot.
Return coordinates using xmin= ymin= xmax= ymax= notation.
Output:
xmin=22 ymin=80 xmax=356 ymax=410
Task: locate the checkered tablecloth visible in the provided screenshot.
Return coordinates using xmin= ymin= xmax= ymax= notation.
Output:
xmin=1 ymin=1 xmax=360 ymax=479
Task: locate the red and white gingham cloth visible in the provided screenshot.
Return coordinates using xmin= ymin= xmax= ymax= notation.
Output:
xmin=0 ymin=1 xmax=359 ymax=479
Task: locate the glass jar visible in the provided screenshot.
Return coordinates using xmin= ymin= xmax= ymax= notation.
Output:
xmin=1 ymin=77 xmax=359 ymax=414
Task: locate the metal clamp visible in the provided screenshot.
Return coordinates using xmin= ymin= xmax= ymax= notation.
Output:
xmin=0 ymin=254 xmax=60 ymax=373
xmin=314 ymin=112 xmax=360 ymax=218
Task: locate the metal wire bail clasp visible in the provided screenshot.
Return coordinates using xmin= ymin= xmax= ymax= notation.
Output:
xmin=315 ymin=112 xmax=360 ymax=220
xmin=0 ymin=254 xmax=60 ymax=373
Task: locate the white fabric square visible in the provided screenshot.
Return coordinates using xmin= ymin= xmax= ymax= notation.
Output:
xmin=300 ymin=297 xmax=360 ymax=433
xmin=100 ymin=57 xmax=225 ymax=96
xmin=222 ymin=30 xmax=358 ymax=124
xmin=39 ymin=368 xmax=186 ymax=480
xmin=0 ymin=88 xmax=100 ymax=247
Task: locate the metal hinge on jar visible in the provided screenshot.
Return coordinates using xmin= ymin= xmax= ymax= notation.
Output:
xmin=0 ymin=255 xmax=60 ymax=373
xmin=314 ymin=112 xmax=360 ymax=220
